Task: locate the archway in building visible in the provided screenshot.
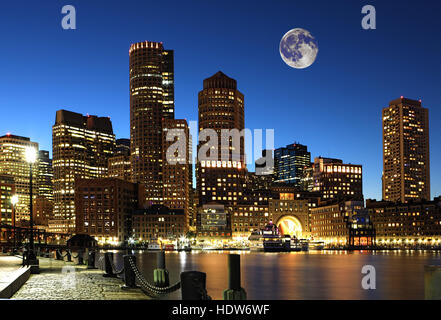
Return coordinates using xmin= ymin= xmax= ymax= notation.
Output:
xmin=276 ymin=216 xmax=303 ymax=239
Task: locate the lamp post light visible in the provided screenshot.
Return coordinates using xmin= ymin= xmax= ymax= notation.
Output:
xmin=25 ymin=146 xmax=38 ymax=270
xmin=11 ymin=194 xmax=19 ymax=253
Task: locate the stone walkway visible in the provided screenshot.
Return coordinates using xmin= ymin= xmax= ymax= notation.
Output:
xmin=12 ymin=257 xmax=150 ymax=300
xmin=0 ymin=255 xmax=27 ymax=296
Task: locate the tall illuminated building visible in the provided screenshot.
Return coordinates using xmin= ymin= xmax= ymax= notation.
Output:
xmin=37 ymin=150 xmax=53 ymax=201
xmin=0 ymin=134 xmax=39 ymax=222
xmin=108 ymin=138 xmax=131 ymax=181
xmin=0 ymin=175 xmax=15 ymax=225
xmin=162 ymin=119 xmax=190 ymax=228
xmin=197 ymin=71 xmax=246 ymax=206
xmin=51 ymin=110 xmax=115 ymax=233
xmin=312 ymin=157 xmax=363 ymax=201
xmin=274 ymin=143 xmax=311 ymax=188
xmin=382 ymin=97 xmax=430 ymax=202
xmin=129 ymin=41 xmax=174 ymax=204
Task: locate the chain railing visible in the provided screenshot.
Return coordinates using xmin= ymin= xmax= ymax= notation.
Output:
xmin=109 ymin=256 xmax=125 ymax=276
xmin=28 ymin=248 xmax=225 ymax=300
xmin=97 ymin=255 xmax=105 ymax=270
xmin=127 ymin=255 xmax=181 ymax=296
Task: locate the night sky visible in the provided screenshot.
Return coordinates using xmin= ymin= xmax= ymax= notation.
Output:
xmin=0 ymin=0 xmax=440 ymax=200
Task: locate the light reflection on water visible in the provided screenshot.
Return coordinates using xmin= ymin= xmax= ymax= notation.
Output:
xmin=113 ymin=250 xmax=441 ymax=300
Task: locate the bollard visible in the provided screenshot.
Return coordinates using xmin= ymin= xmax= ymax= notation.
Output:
xmin=157 ymin=250 xmax=166 ymax=269
xmin=77 ymin=250 xmax=84 ymax=265
xmin=223 ymin=254 xmax=247 ymax=300
xmin=56 ymin=249 xmax=63 ymax=260
xmin=425 ymin=265 xmax=441 ymax=300
xmin=180 ymin=271 xmax=210 ymax=300
xmin=154 ymin=250 xmax=169 ymax=287
xmin=87 ymin=250 xmax=96 ymax=269
xmin=66 ymin=250 xmax=72 ymax=262
xmin=121 ymin=255 xmax=137 ymax=289
xmin=103 ymin=252 xmax=115 ymax=277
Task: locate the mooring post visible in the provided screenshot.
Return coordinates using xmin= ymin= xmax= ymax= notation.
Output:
xmin=425 ymin=265 xmax=441 ymax=300
xmin=121 ymin=254 xmax=137 ymax=289
xmin=154 ymin=250 xmax=170 ymax=287
xmin=223 ymin=254 xmax=247 ymax=300
xmin=77 ymin=249 xmax=84 ymax=265
xmin=181 ymin=271 xmax=210 ymax=300
xmin=66 ymin=249 xmax=72 ymax=262
xmin=56 ymin=249 xmax=62 ymax=260
xmin=87 ymin=250 xmax=96 ymax=269
xmin=103 ymin=252 xmax=115 ymax=277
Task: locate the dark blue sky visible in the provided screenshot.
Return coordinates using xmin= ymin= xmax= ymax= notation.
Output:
xmin=0 ymin=0 xmax=440 ymax=200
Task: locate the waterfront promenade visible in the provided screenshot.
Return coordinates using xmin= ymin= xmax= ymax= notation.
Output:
xmin=0 ymin=255 xmax=29 ymax=298
xmin=11 ymin=257 xmax=150 ymax=300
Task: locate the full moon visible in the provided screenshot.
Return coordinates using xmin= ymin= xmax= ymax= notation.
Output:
xmin=279 ymin=28 xmax=318 ymax=69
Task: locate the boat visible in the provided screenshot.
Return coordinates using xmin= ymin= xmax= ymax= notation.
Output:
xmin=177 ymin=243 xmax=192 ymax=252
xmin=299 ymin=239 xmax=310 ymax=251
xmin=147 ymin=242 xmax=161 ymax=251
xmin=309 ymin=241 xmax=325 ymax=250
xmin=164 ymin=244 xmax=175 ymax=251
xmin=249 ymin=231 xmax=264 ymax=251
xmin=262 ymin=223 xmax=300 ymax=252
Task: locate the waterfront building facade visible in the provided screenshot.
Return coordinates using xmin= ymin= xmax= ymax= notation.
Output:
xmin=230 ymin=203 xmax=269 ymax=240
xmin=197 ymin=203 xmax=231 ymax=240
xmin=51 ymin=110 xmax=115 ymax=233
xmin=0 ymin=134 xmax=39 ymax=222
xmin=366 ymin=198 xmax=441 ymax=245
xmin=309 ymin=200 xmax=365 ymax=245
xmin=131 ymin=205 xmax=186 ymax=242
xmin=268 ymin=197 xmax=310 ymax=239
xmin=74 ymin=178 xmax=139 ymax=245
xmin=382 ymin=97 xmax=430 ymax=202
xmin=312 ymin=157 xmax=363 ymax=201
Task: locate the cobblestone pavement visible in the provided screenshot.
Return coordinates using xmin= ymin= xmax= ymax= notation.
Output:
xmin=12 ymin=257 xmax=150 ymax=300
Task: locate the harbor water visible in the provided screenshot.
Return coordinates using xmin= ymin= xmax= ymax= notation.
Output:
xmin=113 ymin=250 xmax=441 ymax=300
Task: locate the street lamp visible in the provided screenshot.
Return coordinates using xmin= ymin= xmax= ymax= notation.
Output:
xmin=11 ymin=194 xmax=18 ymax=253
xmin=25 ymin=146 xmax=38 ymax=268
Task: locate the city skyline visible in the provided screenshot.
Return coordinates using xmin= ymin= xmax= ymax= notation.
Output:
xmin=1 ymin=0 xmax=440 ymax=201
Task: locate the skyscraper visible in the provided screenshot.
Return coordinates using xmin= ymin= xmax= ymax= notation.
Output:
xmin=129 ymin=41 xmax=174 ymax=204
xmin=37 ymin=150 xmax=53 ymax=201
xmin=0 ymin=175 xmax=15 ymax=225
xmin=0 ymin=134 xmax=39 ymax=222
xmin=197 ymin=71 xmax=246 ymax=206
xmin=274 ymin=143 xmax=311 ymax=188
xmin=382 ymin=97 xmax=430 ymax=202
xmin=162 ymin=119 xmax=190 ymax=226
xmin=51 ymin=110 xmax=115 ymax=233
xmin=108 ymin=138 xmax=131 ymax=181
